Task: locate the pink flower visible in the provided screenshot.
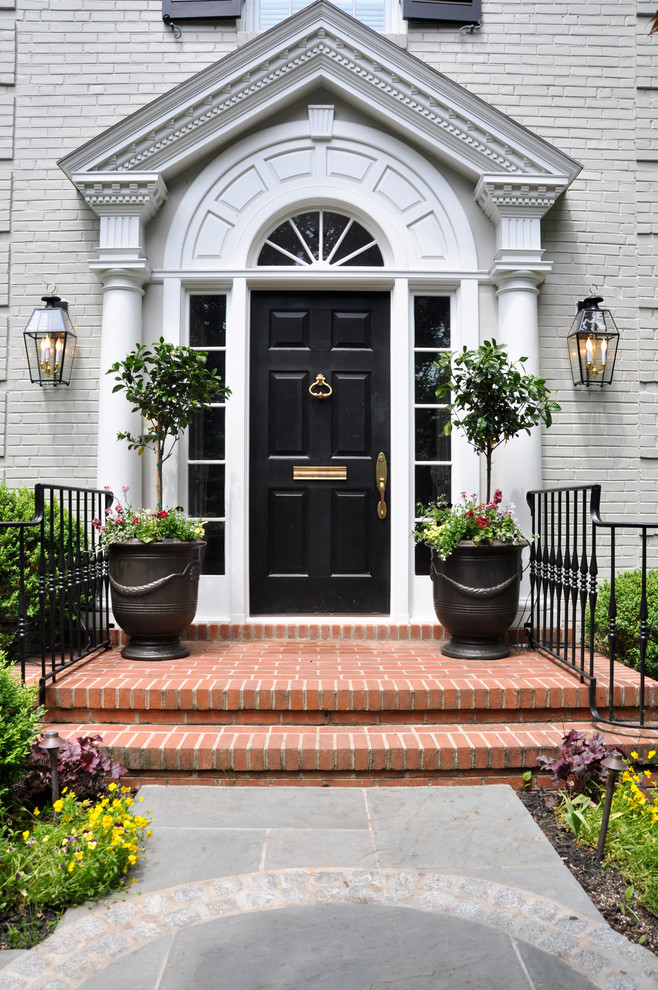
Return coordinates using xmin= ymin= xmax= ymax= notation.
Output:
xmin=156 ymin=510 xmax=169 ymax=519
xmin=493 ymin=489 xmax=503 ymax=505
xmin=132 ymin=517 xmax=139 ymax=524
xmin=122 ymin=486 xmax=130 ymax=495
xmin=91 ymin=517 xmax=101 ymax=530
xmin=465 ymin=510 xmax=475 ymax=518
xmin=476 ymin=516 xmax=488 ymax=529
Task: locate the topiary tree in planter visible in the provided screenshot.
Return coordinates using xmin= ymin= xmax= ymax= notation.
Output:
xmin=104 ymin=338 xmax=231 ymax=661
xmin=108 ymin=337 xmax=231 ymax=509
xmin=435 ymin=338 xmax=560 ymax=504
xmin=414 ymin=339 xmax=560 ymax=660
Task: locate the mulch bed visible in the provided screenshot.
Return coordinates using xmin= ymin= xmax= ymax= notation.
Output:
xmin=517 ymin=789 xmax=658 ymax=957
xmin=0 ymin=906 xmax=60 ymax=951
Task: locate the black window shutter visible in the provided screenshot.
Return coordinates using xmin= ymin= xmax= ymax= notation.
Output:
xmin=402 ymin=0 xmax=481 ymax=23
xmin=162 ymin=0 xmax=241 ymax=21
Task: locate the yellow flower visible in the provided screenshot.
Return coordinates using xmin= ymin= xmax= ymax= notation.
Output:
xmin=22 ymin=830 xmax=30 ymax=841
xmin=631 ymin=751 xmax=639 ymax=760
xmin=108 ymin=782 xmax=117 ymax=792
xmin=649 ymin=750 xmax=656 ymax=760
xmin=75 ymin=851 xmax=84 ymax=861
xmin=67 ymin=862 xmax=75 ymax=872
xmin=34 ymin=808 xmax=40 ymax=816
xmin=53 ymin=799 xmax=64 ymax=813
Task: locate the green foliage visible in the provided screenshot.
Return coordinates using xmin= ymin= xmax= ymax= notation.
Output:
xmin=0 ymin=654 xmax=44 ymax=806
xmin=554 ymin=749 xmax=658 ymax=918
xmin=0 ymin=787 xmax=152 ymax=914
xmin=413 ymin=490 xmax=526 ymax=561
xmin=95 ymin=496 xmax=205 ymax=548
xmin=0 ymin=483 xmax=85 ymax=658
xmin=436 ymin=339 xmax=560 ymax=502
xmin=560 ymin=792 xmax=593 ymax=840
xmin=0 ymin=483 xmax=40 ymax=655
xmin=586 ymin=570 xmax=658 ymax=680
xmin=108 ymin=338 xmax=231 ymax=507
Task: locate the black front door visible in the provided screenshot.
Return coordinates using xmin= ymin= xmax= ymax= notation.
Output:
xmin=249 ymin=291 xmax=390 ymax=614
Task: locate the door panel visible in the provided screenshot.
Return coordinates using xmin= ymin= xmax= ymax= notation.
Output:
xmin=250 ymin=291 xmax=390 ymax=614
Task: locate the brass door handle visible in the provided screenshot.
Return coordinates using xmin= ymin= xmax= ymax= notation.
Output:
xmin=309 ymin=373 xmax=333 ymax=400
xmin=376 ymin=452 xmax=387 ymax=519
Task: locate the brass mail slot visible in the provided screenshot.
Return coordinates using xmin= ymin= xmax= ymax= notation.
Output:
xmin=293 ymin=466 xmax=347 ymax=480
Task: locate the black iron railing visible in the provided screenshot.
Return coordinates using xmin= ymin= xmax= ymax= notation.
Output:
xmin=0 ymin=484 xmax=113 ymax=703
xmin=526 ymin=484 xmax=658 ymax=729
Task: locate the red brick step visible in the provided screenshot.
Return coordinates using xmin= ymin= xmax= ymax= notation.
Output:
xmin=41 ymin=637 xmax=658 ymax=786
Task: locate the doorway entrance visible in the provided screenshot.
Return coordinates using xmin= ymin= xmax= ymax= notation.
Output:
xmin=249 ymin=290 xmax=391 ymax=614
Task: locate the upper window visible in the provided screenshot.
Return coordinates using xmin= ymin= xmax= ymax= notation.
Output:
xmin=259 ymin=0 xmax=385 ymax=30
xmin=402 ymin=0 xmax=480 ymax=22
xmin=162 ymin=0 xmax=241 ymax=20
xmin=258 ymin=211 xmax=384 ymax=268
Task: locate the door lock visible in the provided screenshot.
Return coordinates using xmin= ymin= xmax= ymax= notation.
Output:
xmin=376 ymin=452 xmax=387 ymax=519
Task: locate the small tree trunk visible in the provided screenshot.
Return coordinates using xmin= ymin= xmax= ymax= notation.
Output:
xmin=485 ymin=445 xmax=492 ymax=504
xmin=156 ymin=429 xmax=163 ymax=509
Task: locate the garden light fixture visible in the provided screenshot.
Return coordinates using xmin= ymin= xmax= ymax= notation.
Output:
xmin=567 ymin=289 xmax=620 ymax=387
xmin=23 ymin=286 xmax=77 ymax=386
xmin=596 ymin=751 xmax=627 ymax=860
xmin=41 ymin=728 xmax=67 ymax=806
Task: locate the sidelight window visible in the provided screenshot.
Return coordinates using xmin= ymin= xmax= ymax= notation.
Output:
xmin=413 ymin=295 xmax=451 ymax=575
xmin=187 ymin=294 xmax=228 ymax=575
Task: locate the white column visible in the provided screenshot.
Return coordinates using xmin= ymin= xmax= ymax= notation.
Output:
xmin=93 ymin=265 xmax=151 ymax=504
xmin=491 ymin=270 xmax=543 ymax=535
xmin=72 ymin=174 xmax=166 ymax=507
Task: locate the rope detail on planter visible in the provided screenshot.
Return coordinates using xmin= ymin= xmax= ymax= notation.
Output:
xmin=109 ymin=560 xmax=201 ymax=598
xmin=436 ymin=571 xmax=519 ymax=599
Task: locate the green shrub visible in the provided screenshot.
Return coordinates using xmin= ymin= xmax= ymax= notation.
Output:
xmin=0 ymin=482 xmax=89 ymax=658
xmin=587 ymin=569 xmax=658 ymax=680
xmin=0 ymin=654 xmax=44 ymax=807
xmin=0 ymin=483 xmax=41 ymax=656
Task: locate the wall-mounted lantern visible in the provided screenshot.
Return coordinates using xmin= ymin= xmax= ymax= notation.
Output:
xmin=567 ymin=289 xmax=620 ymax=387
xmin=23 ymin=287 xmax=77 ymax=386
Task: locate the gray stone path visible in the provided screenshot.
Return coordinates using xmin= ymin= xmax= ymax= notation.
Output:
xmin=1 ymin=786 xmax=657 ymax=990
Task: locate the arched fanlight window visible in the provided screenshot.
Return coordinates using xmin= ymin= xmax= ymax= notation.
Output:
xmin=257 ymin=210 xmax=384 ymax=267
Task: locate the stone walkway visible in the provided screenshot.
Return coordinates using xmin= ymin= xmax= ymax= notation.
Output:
xmin=1 ymin=786 xmax=657 ymax=990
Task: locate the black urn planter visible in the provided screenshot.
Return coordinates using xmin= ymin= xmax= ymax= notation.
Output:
xmin=431 ymin=542 xmax=526 ymax=660
xmin=109 ymin=540 xmax=205 ymax=661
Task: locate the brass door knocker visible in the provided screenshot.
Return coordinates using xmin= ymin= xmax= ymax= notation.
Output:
xmin=309 ymin=373 xmax=333 ymax=400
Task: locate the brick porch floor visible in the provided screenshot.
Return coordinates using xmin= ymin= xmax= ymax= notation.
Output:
xmin=40 ymin=629 xmax=658 ymax=787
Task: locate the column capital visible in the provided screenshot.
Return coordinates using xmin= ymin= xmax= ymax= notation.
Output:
xmin=474 ymin=176 xmax=569 ymax=225
xmin=89 ymin=261 xmax=152 ymax=291
xmin=71 ymin=172 xmax=167 ymax=224
xmin=491 ymin=266 xmax=546 ymax=294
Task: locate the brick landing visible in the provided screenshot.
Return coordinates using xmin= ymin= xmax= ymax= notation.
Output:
xmin=43 ymin=639 xmax=658 ymax=787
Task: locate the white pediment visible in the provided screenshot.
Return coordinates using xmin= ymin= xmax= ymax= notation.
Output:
xmin=58 ymin=0 xmax=580 ymax=210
